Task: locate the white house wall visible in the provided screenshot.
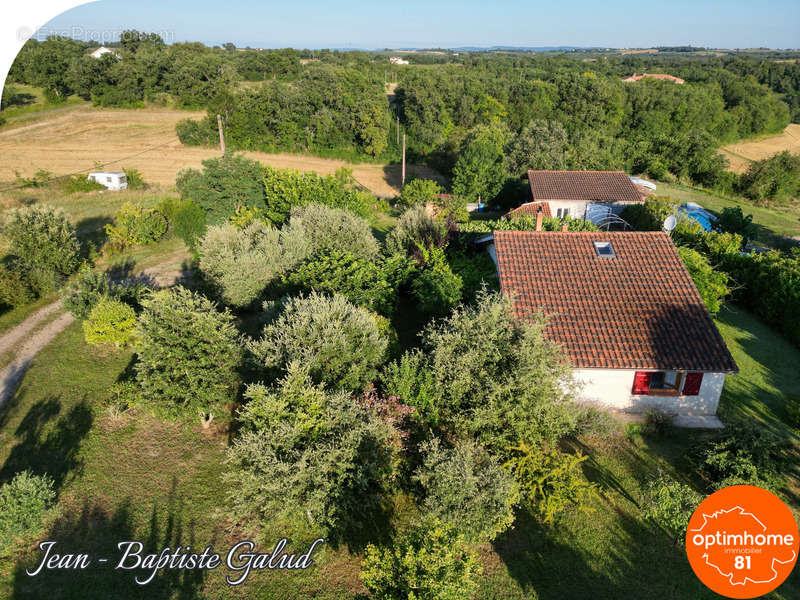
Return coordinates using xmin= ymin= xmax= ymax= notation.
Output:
xmin=573 ymin=368 xmax=726 ymax=415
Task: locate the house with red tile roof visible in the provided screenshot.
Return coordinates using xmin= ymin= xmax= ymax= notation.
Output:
xmin=526 ymin=170 xmax=644 ymax=223
xmin=491 ymin=230 xmax=737 ymax=427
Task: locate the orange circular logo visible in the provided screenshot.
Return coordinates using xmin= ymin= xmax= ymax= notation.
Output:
xmin=686 ymin=485 xmax=799 ymax=599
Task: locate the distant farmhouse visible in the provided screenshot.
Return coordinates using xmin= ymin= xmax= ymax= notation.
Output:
xmin=89 ymin=46 xmax=120 ymax=59
xmin=389 ymin=56 xmax=410 ymax=65
xmin=524 ymin=170 xmax=646 ymax=224
xmin=489 ymin=230 xmax=737 ymax=427
xmin=622 ymin=73 xmax=685 ymax=84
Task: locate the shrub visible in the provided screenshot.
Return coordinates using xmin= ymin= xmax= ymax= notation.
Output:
xmin=123 ymin=168 xmax=147 ymax=190
xmin=1 ymin=205 xmax=80 ymax=296
xmin=283 ymin=251 xmax=398 ymax=316
xmin=398 ymin=178 xmax=442 ymax=208
xmin=386 ymin=205 xmax=449 ymax=256
xmin=58 ymin=175 xmax=105 ymax=194
xmin=574 ymin=405 xmax=621 ymax=439
xmin=83 ymin=297 xmax=137 ymax=347
xmin=0 ymin=471 xmax=56 ymax=551
xmin=226 ymin=364 xmax=394 ymax=538
xmin=248 ymin=292 xmax=387 ymax=391
xmin=619 ymin=196 xmax=678 ymax=231
xmin=691 ymin=424 xmax=787 ymax=491
xmin=504 ymin=443 xmax=599 ymax=524
xmin=284 ymin=203 xmax=379 ymax=260
xmin=786 ymin=397 xmax=800 ymax=430
xmin=415 ymin=439 xmax=518 ymax=543
xmin=413 ymin=289 xmax=578 ymax=453
xmin=411 ymin=245 xmax=463 ymax=315
xmin=676 ymin=247 xmax=729 ymax=314
xmin=382 ymin=350 xmax=440 ymax=427
xmin=171 ymin=200 xmax=207 ymax=252
xmin=135 ymin=287 xmax=242 ymax=423
xmin=104 ymin=202 xmax=168 ymax=251
xmin=61 ymin=265 xmax=111 ymax=319
xmin=640 ymin=473 xmax=702 ymax=544
xmin=198 ymin=222 xmax=291 ymax=308
xmin=643 ymin=408 xmax=675 ymax=437
xmin=361 ymin=522 xmax=480 ymax=600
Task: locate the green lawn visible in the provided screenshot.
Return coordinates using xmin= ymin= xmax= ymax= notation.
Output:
xmin=0 ymin=301 xmax=797 ymax=598
xmin=656 ymin=181 xmax=800 ymax=247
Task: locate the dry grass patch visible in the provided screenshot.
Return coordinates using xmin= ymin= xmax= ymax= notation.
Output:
xmin=721 ymin=123 xmax=800 ymax=172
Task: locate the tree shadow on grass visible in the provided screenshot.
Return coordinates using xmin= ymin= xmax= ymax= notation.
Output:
xmin=75 ymin=216 xmax=113 ymax=252
xmin=12 ymin=490 xmax=207 ymax=599
xmin=493 ymin=507 xmax=716 ymax=599
xmin=0 ymin=396 xmax=93 ymax=491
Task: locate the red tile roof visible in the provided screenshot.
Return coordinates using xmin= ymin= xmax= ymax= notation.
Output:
xmin=503 ymin=201 xmax=552 ymax=220
xmin=493 ymin=231 xmax=738 ymax=372
xmin=528 ymin=170 xmax=643 ymax=204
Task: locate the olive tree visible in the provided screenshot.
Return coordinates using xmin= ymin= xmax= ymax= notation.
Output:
xmin=248 ymin=292 xmax=387 ymax=391
xmin=284 ymin=203 xmax=379 ymax=260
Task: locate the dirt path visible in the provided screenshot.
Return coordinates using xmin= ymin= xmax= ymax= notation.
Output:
xmin=0 ymin=255 xmax=191 ymax=410
xmin=4 ymin=102 xmax=89 ymax=123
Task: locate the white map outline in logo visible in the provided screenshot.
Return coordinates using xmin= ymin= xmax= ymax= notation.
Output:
xmin=689 ymin=505 xmax=797 ymax=586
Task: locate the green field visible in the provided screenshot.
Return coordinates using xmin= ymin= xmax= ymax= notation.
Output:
xmin=656 ymin=182 xmax=800 ymax=247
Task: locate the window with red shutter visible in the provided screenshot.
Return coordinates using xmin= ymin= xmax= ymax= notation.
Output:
xmin=683 ymin=372 xmax=703 ymax=396
xmin=632 ymin=372 xmax=651 ymax=395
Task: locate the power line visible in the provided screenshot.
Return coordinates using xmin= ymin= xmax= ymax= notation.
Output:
xmin=0 ymin=137 xmax=180 ymax=194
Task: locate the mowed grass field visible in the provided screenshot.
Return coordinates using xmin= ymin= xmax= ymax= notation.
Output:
xmin=720 ymin=123 xmax=800 ymax=172
xmin=0 ymin=105 xmax=443 ymax=197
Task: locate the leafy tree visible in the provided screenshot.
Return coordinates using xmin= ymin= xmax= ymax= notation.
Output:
xmin=640 ymin=473 xmax=702 ymax=544
xmin=451 ymin=124 xmax=508 ymax=202
xmin=382 ymin=350 xmax=440 ymax=427
xmin=677 ymin=246 xmax=729 ymax=314
xmin=249 ymin=292 xmax=388 ymax=391
xmin=282 ymin=251 xmax=403 ymax=316
xmin=176 ymin=154 xmax=267 ymax=225
xmin=399 ymin=179 xmax=442 ymax=208
xmin=415 ymin=439 xmax=518 ymax=543
xmin=83 ymin=297 xmax=137 ymax=347
xmin=714 ymin=207 xmax=753 ymax=246
xmin=135 ymin=287 xmax=242 ymax=424
xmin=411 ymin=245 xmax=462 ymax=315
xmin=506 ymin=119 xmax=569 ymax=175
xmin=361 ymin=521 xmax=480 ymax=600
xmin=226 ymin=364 xmax=394 ymax=538
xmin=171 ymin=200 xmax=207 ymax=252
xmin=619 ymin=197 xmax=678 ymax=231
xmin=198 ymin=222 xmax=301 ymax=308
xmin=0 ymin=471 xmax=56 ymax=551
xmin=1 ymin=205 xmax=80 ymax=296
xmin=504 ymin=443 xmax=599 ymax=524
xmin=395 ymin=290 xmax=578 ymax=452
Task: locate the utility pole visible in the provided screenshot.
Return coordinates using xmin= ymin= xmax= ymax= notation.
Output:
xmin=396 ymin=116 xmax=400 ymax=145
xmin=217 ymin=114 xmax=226 ymax=155
xmin=401 ymin=133 xmax=406 ymax=187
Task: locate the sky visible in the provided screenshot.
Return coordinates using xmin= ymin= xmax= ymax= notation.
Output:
xmin=36 ymin=0 xmax=800 ymax=50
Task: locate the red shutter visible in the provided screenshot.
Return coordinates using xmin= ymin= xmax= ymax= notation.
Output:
xmin=683 ymin=372 xmax=704 ymax=396
xmin=632 ymin=372 xmax=651 ymax=395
